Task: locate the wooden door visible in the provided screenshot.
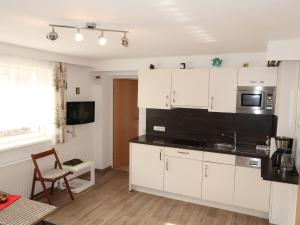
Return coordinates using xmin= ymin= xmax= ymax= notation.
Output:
xmin=164 ymin=156 xmax=202 ymax=198
xmin=171 ymin=69 xmax=209 ymax=108
xmin=130 ymin=143 xmax=164 ymax=191
xmin=202 ymin=162 xmax=235 ymax=205
xmin=138 ymin=69 xmax=172 ymax=109
xmin=209 ymin=68 xmax=238 ymax=113
xmin=113 ymin=79 xmax=138 ymax=169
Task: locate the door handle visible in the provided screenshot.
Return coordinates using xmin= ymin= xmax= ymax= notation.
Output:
xmin=250 ymin=80 xmax=257 ymax=84
xmin=159 ymin=150 xmax=162 ymax=161
xmin=166 ymin=159 xmax=169 ymax=171
xmin=177 ymin=151 xmax=189 ymax=154
xmin=210 ymin=97 xmax=214 ymax=110
xmin=205 ymin=165 xmax=208 ymax=177
xmin=172 ymin=90 xmax=176 ymax=103
xmin=166 ymin=95 xmax=169 ymax=107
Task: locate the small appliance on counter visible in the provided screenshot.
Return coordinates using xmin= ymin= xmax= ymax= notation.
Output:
xmin=271 ymin=136 xmax=295 ymax=173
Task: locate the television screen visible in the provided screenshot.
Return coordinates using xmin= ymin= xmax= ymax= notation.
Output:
xmin=66 ymin=101 xmax=95 ymax=125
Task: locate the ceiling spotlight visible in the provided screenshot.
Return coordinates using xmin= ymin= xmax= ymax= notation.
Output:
xmin=46 ymin=26 xmax=58 ymax=41
xmin=98 ymin=31 xmax=107 ymax=46
xmin=121 ymin=33 xmax=129 ymax=47
xmin=75 ymin=28 xmax=84 ymax=42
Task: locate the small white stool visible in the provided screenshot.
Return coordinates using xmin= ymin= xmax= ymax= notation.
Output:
xmin=59 ymin=161 xmax=95 ymax=193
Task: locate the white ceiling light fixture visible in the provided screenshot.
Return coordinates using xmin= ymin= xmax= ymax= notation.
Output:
xmin=46 ymin=23 xmax=129 ymax=47
xmin=98 ymin=31 xmax=107 ymax=46
xmin=75 ymin=28 xmax=84 ymax=42
xmin=46 ymin=26 xmax=58 ymax=41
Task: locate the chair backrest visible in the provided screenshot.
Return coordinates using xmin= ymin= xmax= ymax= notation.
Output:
xmin=31 ymin=148 xmax=63 ymax=171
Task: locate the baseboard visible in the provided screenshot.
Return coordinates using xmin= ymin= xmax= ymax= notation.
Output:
xmin=132 ymin=185 xmax=269 ymax=219
xmin=95 ymin=166 xmax=112 ymax=173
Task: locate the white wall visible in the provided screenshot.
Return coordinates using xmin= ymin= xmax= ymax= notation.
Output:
xmin=0 ymin=42 xmax=94 ymax=67
xmin=269 ymin=182 xmax=298 ymax=225
xmin=93 ymin=52 xmax=267 ymax=71
xmin=275 ymin=61 xmax=299 ymax=138
xmin=0 ymin=64 xmax=101 ymax=197
xmin=267 ymin=61 xmax=299 ymax=225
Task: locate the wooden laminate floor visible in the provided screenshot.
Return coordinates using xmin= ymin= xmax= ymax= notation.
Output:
xmin=44 ymin=169 xmax=270 ymax=225
xmin=115 ymin=164 xmax=129 ymax=172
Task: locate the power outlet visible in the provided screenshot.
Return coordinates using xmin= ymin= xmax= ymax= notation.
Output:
xmin=153 ymin=126 xmax=166 ymax=132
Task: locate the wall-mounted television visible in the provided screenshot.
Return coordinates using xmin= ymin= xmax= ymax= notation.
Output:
xmin=66 ymin=101 xmax=95 ymax=125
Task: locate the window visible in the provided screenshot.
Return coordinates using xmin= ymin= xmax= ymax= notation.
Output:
xmin=0 ymin=57 xmax=55 ymax=150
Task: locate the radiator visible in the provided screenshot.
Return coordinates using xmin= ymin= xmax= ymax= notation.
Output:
xmin=0 ymin=158 xmax=53 ymax=197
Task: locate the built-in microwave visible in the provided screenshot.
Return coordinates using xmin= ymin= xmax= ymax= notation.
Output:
xmin=236 ymin=86 xmax=276 ymax=115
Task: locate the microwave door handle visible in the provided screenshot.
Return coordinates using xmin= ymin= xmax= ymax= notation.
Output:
xmin=261 ymin=92 xmax=266 ymax=109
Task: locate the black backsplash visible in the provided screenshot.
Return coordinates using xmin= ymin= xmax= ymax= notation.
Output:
xmin=146 ymin=108 xmax=277 ymax=145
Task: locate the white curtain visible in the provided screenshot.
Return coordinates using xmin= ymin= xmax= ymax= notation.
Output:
xmin=0 ymin=55 xmax=55 ymax=142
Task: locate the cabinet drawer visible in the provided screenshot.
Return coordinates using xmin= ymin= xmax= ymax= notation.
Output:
xmin=203 ymin=152 xmax=236 ymax=165
xmin=165 ymin=147 xmax=203 ymax=160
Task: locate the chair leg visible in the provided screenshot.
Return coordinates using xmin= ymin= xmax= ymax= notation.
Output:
xmin=63 ymin=176 xmax=74 ymax=200
xmin=50 ymin=181 xmax=55 ymax=195
xmin=30 ymin=171 xmax=36 ymax=200
xmin=40 ymin=180 xmax=52 ymax=205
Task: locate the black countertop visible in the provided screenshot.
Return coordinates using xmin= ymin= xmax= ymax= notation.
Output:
xmin=130 ymin=135 xmax=299 ymax=185
xmin=130 ymin=135 xmax=269 ymax=159
xmin=261 ymin=158 xmax=298 ymax=185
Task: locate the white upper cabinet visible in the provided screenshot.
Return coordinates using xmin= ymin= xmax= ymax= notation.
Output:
xmin=164 ymin=156 xmax=203 ymax=199
xmin=238 ymin=67 xmax=278 ymax=86
xmin=130 ymin=143 xmax=164 ymax=191
xmin=138 ymin=69 xmax=172 ymax=109
xmin=234 ymin=166 xmax=271 ymax=212
xmin=209 ymin=68 xmax=238 ymax=113
xmin=171 ymin=69 xmax=209 ymax=108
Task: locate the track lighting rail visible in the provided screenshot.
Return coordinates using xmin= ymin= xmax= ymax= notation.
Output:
xmin=48 ymin=24 xmax=129 ymax=34
xmin=46 ymin=23 xmax=130 ymax=46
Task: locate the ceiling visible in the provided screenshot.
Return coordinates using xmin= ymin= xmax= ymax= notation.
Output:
xmin=1 ymin=0 xmax=300 ymax=59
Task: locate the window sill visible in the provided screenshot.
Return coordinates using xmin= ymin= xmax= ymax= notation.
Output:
xmin=0 ymin=137 xmax=52 ymax=152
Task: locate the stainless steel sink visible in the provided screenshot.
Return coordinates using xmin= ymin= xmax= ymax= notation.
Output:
xmin=213 ymin=143 xmax=235 ymax=151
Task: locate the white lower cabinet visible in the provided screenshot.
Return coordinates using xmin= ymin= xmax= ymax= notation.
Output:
xmin=130 ymin=143 xmax=270 ymax=216
xmin=234 ymin=166 xmax=271 ymax=212
xmin=164 ymin=156 xmax=202 ymax=199
xmin=202 ymin=162 xmax=235 ymax=205
xmin=130 ymin=143 xmax=164 ymax=191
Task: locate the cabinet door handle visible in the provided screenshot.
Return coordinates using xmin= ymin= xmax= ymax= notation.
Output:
xmin=250 ymin=80 xmax=257 ymax=84
xmin=177 ymin=150 xmax=189 ymax=154
xmin=205 ymin=165 xmax=208 ymax=177
xmin=260 ymin=80 xmax=264 ymax=84
xmin=172 ymin=90 xmax=176 ymax=103
xmin=166 ymin=159 xmax=169 ymax=171
xmin=210 ymin=97 xmax=214 ymax=110
xmin=249 ymin=161 xmax=259 ymax=167
xmin=166 ymin=95 xmax=169 ymax=107
xmin=159 ymin=151 xmax=162 ymax=161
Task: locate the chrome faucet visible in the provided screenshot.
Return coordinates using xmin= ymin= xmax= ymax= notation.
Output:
xmin=221 ymin=131 xmax=237 ymax=151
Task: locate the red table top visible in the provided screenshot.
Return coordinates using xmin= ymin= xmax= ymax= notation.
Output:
xmin=0 ymin=195 xmax=21 ymax=211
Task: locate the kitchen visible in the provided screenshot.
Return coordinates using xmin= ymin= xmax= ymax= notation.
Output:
xmin=128 ymin=63 xmax=299 ymax=225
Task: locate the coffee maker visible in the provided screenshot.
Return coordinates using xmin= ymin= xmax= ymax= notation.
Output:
xmin=271 ymin=136 xmax=294 ymax=173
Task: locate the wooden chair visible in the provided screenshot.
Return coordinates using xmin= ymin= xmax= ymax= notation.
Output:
xmin=30 ymin=148 xmax=74 ymax=205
